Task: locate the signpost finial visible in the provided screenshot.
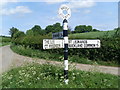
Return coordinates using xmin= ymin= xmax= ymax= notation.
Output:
xmin=58 ymin=4 xmax=71 ymax=20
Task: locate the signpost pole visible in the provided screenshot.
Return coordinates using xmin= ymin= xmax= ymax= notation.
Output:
xmin=63 ymin=19 xmax=69 ymax=84
xmin=43 ymin=4 xmax=100 ymax=85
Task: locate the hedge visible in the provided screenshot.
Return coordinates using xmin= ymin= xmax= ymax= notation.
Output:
xmin=12 ymin=34 xmax=120 ymax=63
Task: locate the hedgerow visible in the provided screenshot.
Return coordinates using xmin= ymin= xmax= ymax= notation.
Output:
xmin=11 ymin=30 xmax=120 ymax=65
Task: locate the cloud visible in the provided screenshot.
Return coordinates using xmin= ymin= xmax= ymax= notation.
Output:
xmin=0 ymin=6 xmax=32 ymax=15
xmin=93 ymin=24 xmax=115 ymax=30
xmin=44 ymin=0 xmax=96 ymax=9
xmin=0 ymin=0 xmax=18 ymax=7
xmin=44 ymin=0 xmax=67 ymax=4
xmin=66 ymin=0 xmax=95 ymax=9
xmin=84 ymin=10 xmax=91 ymax=14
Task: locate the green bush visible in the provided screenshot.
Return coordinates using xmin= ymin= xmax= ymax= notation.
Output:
xmin=12 ymin=34 xmax=51 ymax=49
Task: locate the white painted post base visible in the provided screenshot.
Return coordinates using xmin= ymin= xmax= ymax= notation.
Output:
xmin=64 ymin=79 xmax=69 ymax=84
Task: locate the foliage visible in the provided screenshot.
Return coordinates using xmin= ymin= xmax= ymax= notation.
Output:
xmin=45 ymin=25 xmax=54 ymax=34
xmin=45 ymin=23 xmax=62 ymax=34
xmin=9 ymin=27 xmax=19 ymax=38
xmin=113 ymin=27 xmax=120 ymax=38
xmin=26 ymin=29 xmax=33 ymax=36
xmin=26 ymin=25 xmax=45 ymax=36
xmin=13 ymin=31 xmax=25 ymax=39
xmin=2 ymin=63 xmax=119 ymax=88
xmin=93 ymin=29 xmax=100 ymax=32
xmin=73 ymin=25 xmax=94 ymax=33
xmin=12 ymin=34 xmax=51 ymax=49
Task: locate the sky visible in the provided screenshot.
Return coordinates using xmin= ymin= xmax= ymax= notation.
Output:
xmin=0 ymin=0 xmax=119 ymax=36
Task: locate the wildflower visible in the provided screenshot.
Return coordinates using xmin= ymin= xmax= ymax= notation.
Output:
xmin=33 ymin=71 xmax=36 ymax=75
xmin=7 ymin=76 xmax=12 ymax=80
xmin=60 ymin=76 xmax=64 ymax=79
xmin=37 ymin=77 xmax=40 ymax=80
xmin=73 ymin=76 xmax=76 ymax=80
xmin=72 ymin=73 xmax=75 ymax=75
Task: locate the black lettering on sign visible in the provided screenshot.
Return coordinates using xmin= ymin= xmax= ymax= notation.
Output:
xmin=87 ymin=44 xmax=95 ymax=48
xmin=78 ymin=44 xmax=83 ymax=47
xmin=45 ymin=40 xmax=49 ymax=44
xmin=61 ymin=7 xmax=68 ymax=10
xmin=74 ymin=40 xmax=87 ymax=44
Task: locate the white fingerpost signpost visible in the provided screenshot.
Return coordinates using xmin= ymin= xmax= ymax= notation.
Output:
xmin=58 ymin=4 xmax=71 ymax=84
xmin=43 ymin=4 xmax=100 ymax=84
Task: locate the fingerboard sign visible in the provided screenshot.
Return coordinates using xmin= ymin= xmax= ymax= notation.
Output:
xmin=43 ymin=4 xmax=100 ymax=84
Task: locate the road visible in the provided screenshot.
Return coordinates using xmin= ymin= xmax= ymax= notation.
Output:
xmin=0 ymin=45 xmax=120 ymax=75
xmin=0 ymin=45 xmax=33 ymax=74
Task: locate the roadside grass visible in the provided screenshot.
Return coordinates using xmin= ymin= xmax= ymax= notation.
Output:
xmin=11 ymin=45 xmax=119 ymax=67
xmin=2 ymin=63 xmax=119 ymax=88
xmin=69 ymin=30 xmax=116 ymax=39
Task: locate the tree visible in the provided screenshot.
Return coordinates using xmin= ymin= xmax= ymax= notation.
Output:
xmin=26 ymin=25 xmax=44 ymax=36
xmin=74 ymin=25 xmax=86 ymax=33
xmin=26 ymin=29 xmax=33 ymax=36
xmin=45 ymin=23 xmax=62 ymax=34
xmin=53 ymin=23 xmax=61 ymax=28
xmin=13 ymin=31 xmax=25 ymax=39
xmin=114 ymin=27 xmax=120 ymax=38
xmin=40 ymin=29 xmax=46 ymax=35
xmin=74 ymin=25 xmax=97 ymax=33
xmin=31 ymin=25 xmax=42 ymax=35
xmin=87 ymin=25 xmax=92 ymax=32
xmin=45 ymin=25 xmax=54 ymax=34
xmin=9 ymin=27 xmax=19 ymax=38
xmin=53 ymin=23 xmax=62 ymax=33
xmin=93 ymin=29 xmax=99 ymax=32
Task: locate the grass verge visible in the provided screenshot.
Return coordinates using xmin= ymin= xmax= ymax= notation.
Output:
xmin=11 ymin=45 xmax=119 ymax=67
xmin=2 ymin=63 xmax=119 ymax=88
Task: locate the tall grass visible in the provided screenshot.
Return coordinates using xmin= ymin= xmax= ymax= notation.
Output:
xmin=2 ymin=63 xmax=119 ymax=88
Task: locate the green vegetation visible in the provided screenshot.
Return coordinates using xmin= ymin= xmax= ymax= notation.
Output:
xmin=0 ymin=36 xmax=11 ymax=47
xmin=2 ymin=63 xmax=119 ymax=88
xmin=69 ymin=30 xmax=116 ymax=39
xmin=0 ymin=42 xmax=10 ymax=47
xmin=9 ymin=27 xmax=19 ymax=38
xmin=11 ymin=45 xmax=119 ymax=67
xmin=73 ymin=25 xmax=99 ymax=33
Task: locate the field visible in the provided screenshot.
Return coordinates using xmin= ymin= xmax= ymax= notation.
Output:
xmin=0 ymin=36 xmax=11 ymax=47
xmin=2 ymin=63 xmax=119 ymax=88
xmin=69 ymin=30 xmax=116 ymax=39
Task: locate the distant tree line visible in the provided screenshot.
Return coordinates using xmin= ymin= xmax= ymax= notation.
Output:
xmin=72 ymin=25 xmax=99 ymax=33
xmin=9 ymin=23 xmax=101 ymax=38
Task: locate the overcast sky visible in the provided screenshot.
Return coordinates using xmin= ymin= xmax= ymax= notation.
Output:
xmin=0 ymin=0 xmax=119 ymax=36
